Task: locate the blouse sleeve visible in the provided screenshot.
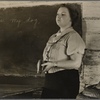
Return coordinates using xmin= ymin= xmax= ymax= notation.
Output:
xmin=66 ymin=32 xmax=86 ymax=56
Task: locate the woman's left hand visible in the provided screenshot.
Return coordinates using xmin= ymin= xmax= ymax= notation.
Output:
xmin=41 ymin=62 xmax=53 ymax=73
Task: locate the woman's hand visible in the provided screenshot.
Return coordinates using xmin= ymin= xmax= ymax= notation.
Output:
xmin=41 ymin=61 xmax=54 ymax=73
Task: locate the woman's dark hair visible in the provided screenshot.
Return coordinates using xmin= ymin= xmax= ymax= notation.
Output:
xmin=59 ymin=4 xmax=82 ymax=36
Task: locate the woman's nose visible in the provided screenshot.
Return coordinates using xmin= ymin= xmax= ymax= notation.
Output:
xmin=57 ymin=15 xmax=61 ymax=19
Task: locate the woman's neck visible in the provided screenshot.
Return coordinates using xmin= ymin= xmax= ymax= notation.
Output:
xmin=60 ymin=26 xmax=71 ymax=33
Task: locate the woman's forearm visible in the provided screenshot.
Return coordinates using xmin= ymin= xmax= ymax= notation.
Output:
xmin=54 ymin=59 xmax=81 ymax=70
xmin=53 ymin=53 xmax=83 ymax=70
xmin=42 ymin=53 xmax=83 ymax=72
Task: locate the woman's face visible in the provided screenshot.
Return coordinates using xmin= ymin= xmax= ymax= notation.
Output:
xmin=56 ymin=7 xmax=72 ymax=28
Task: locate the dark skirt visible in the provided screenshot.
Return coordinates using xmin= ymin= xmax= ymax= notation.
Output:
xmin=41 ymin=69 xmax=80 ymax=99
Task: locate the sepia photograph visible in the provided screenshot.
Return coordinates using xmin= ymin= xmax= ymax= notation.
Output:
xmin=0 ymin=1 xmax=100 ymax=99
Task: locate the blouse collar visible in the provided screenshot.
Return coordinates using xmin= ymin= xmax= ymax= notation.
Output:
xmin=48 ymin=27 xmax=74 ymax=44
xmin=56 ymin=27 xmax=74 ymax=37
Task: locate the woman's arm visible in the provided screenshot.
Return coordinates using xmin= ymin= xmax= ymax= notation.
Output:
xmin=41 ymin=52 xmax=83 ymax=73
xmin=56 ymin=53 xmax=83 ymax=69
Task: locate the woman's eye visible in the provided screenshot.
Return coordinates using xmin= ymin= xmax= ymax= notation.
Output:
xmin=56 ymin=13 xmax=66 ymax=17
xmin=62 ymin=14 xmax=65 ymax=16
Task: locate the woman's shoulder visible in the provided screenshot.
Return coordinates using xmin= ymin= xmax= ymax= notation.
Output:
xmin=63 ymin=29 xmax=79 ymax=41
xmin=68 ymin=29 xmax=80 ymax=36
xmin=65 ymin=29 xmax=86 ymax=48
xmin=67 ymin=30 xmax=86 ymax=55
xmin=68 ymin=30 xmax=83 ymax=41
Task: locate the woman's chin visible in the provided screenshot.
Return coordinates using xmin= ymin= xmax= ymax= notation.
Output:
xmin=57 ymin=23 xmax=62 ymax=28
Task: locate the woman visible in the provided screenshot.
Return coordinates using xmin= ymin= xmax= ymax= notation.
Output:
xmin=38 ymin=4 xmax=86 ymax=99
